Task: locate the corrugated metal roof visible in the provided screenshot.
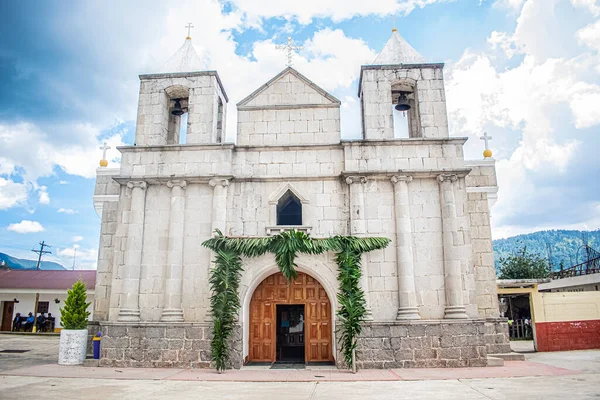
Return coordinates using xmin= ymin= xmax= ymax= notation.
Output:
xmin=0 ymin=270 xmax=96 ymax=290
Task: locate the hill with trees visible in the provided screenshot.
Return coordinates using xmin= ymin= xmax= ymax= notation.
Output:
xmin=492 ymin=229 xmax=600 ymax=271
xmin=0 ymin=252 xmax=66 ymax=270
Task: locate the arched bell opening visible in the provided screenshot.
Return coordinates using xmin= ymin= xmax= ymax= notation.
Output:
xmin=391 ymin=80 xmax=421 ymax=138
xmin=247 ymin=271 xmax=333 ymax=364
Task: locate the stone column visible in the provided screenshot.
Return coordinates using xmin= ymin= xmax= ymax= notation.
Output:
xmin=209 ymin=178 xmax=230 ymax=235
xmin=161 ymin=180 xmax=187 ymax=322
xmin=345 ymin=176 xmax=373 ymax=320
xmin=118 ymin=181 xmax=147 ymax=322
xmin=437 ymin=174 xmax=468 ymax=319
xmin=391 ymin=175 xmax=420 ymax=320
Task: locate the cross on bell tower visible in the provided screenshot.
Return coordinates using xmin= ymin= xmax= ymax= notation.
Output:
xmin=276 ymin=36 xmax=303 ymax=67
xmin=185 ymin=22 xmax=194 ymax=40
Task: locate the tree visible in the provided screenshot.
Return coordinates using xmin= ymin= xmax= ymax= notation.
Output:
xmin=60 ymin=280 xmax=91 ymax=330
xmin=498 ymin=247 xmax=550 ymax=279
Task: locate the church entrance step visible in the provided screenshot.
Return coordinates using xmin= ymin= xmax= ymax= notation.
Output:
xmin=491 ymin=353 xmax=526 ymax=361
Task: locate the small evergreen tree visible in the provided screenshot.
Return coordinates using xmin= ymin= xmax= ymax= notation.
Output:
xmin=498 ymin=247 xmax=550 ymax=279
xmin=60 ymin=280 xmax=91 ymax=330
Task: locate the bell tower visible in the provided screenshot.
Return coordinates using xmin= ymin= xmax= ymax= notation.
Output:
xmin=358 ymin=29 xmax=449 ymax=140
xmin=134 ymin=33 xmax=228 ymax=146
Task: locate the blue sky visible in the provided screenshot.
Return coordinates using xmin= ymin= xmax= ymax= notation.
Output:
xmin=0 ymin=0 xmax=599 ymax=269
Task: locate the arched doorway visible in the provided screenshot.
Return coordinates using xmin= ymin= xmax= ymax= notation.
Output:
xmin=249 ymin=272 xmax=333 ymax=363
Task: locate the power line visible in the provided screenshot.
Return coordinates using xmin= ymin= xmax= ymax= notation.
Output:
xmin=31 ymin=241 xmax=52 ymax=270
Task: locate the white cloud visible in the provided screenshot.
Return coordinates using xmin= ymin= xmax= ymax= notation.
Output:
xmin=58 ymin=208 xmax=77 ymax=215
xmin=58 ymin=180 xmax=69 ymax=185
xmin=7 ymin=220 xmax=44 ymax=234
xmin=72 ymin=236 xmax=84 ymax=242
xmin=227 ymin=0 xmax=451 ymax=25
xmin=487 ymin=31 xmax=520 ymax=58
xmin=577 ymin=19 xmax=600 ymax=52
xmin=571 ymin=0 xmax=600 ymax=16
xmin=56 ymin=245 xmax=98 ymax=270
xmin=38 ymin=186 xmax=50 ymax=205
xmin=493 ymin=0 xmax=526 ymax=10
xmin=0 ymin=178 xmax=29 ymax=209
xmin=0 ymin=122 xmax=126 ymax=181
xmin=446 ymin=0 xmax=600 ymax=237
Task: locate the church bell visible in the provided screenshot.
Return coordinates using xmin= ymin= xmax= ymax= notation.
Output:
xmin=395 ymin=92 xmax=411 ymax=112
xmin=171 ymin=99 xmax=185 ymax=116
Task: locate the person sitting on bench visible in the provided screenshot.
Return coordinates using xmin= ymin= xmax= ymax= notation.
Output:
xmin=12 ymin=313 xmax=23 ymax=331
xmin=22 ymin=312 xmax=34 ymax=331
xmin=36 ymin=313 xmax=47 ymax=332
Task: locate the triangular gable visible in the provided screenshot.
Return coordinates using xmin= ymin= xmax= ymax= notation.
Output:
xmin=237 ymin=67 xmax=340 ymax=107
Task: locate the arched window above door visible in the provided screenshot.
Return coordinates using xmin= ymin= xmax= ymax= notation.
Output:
xmin=277 ymin=190 xmax=302 ymax=226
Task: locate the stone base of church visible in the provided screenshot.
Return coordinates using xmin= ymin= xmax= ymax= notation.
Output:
xmin=342 ymin=318 xmax=510 ymax=369
xmin=91 ymin=322 xmax=242 ymax=369
xmin=90 ymin=318 xmax=509 ymax=369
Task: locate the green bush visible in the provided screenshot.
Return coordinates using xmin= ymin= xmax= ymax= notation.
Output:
xmin=60 ymin=280 xmax=91 ymax=330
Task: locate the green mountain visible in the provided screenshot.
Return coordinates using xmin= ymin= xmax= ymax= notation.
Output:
xmin=492 ymin=229 xmax=600 ymax=271
xmin=0 ymin=252 xmax=66 ymax=270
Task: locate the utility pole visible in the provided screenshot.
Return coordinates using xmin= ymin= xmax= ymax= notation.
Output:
xmin=31 ymin=241 xmax=51 ymax=333
xmin=72 ymin=246 xmax=77 ymax=271
xmin=32 ymin=241 xmax=51 ymax=270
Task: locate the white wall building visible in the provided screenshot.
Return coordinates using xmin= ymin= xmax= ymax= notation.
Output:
xmin=0 ymin=270 xmax=95 ymax=332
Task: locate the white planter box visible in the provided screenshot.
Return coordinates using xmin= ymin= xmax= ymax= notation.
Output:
xmin=58 ymin=329 xmax=88 ymax=365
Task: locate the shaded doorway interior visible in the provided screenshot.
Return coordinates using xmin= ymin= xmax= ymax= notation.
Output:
xmin=1 ymin=301 xmax=14 ymax=331
xmin=276 ymin=304 xmax=305 ymax=363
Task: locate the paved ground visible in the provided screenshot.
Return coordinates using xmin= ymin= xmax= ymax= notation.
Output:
xmin=1 ymin=334 xmax=599 ymax=399
xmin=0 ymin=333 xmax=59 ymax=372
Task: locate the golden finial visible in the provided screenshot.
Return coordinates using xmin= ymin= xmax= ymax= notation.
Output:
xmin=185 ymin=22 xmax=194 ymax=40
xmin=390 ymin=15 xmax=398 ymax=32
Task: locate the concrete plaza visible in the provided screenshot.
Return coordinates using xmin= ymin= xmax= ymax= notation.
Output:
xmin=1 ymin=334 xmax=599 ymax=399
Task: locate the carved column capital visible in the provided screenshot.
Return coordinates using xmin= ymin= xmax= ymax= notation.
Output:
xmin=166 ymin=180 xmax=187 ymax=190
xmin=391 ymin=175 xmax=413 ymax=185
xmin=345 ymin=176 xmax=367 ymax=185
xmin=209 ymin=178 xmax=230 ymax=188
xmin=436 ymin=174 xmax=458 ymax=184
xmin=126 ymin=181 xmax=147 ymax=190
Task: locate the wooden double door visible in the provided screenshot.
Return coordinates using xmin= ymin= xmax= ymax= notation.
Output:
xmin=249 ymin=272 xmax=333 ymax=363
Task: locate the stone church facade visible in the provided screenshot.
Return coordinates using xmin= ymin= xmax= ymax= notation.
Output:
xmin=91 ymin=31 xmax=510 ymax=368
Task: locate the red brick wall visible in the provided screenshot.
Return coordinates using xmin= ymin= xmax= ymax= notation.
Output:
xmin=536 ymin=320 xmax=600 ymax=352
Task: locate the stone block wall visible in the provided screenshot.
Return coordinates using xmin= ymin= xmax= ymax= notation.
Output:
xmin=483 ymin=318 xmax=511 ymax=354
xmin=345 ymin=319 xmax=510 ymax=369
xmin=342 ymin=139 xmax=466 ymax=172
xmin=232 ymin=146 xmax=344 ymax=179
xmin=359 ymin=65 xmax=449 ymax=140
xmin=237 ymin=107 xmax=341 ymax=146
xmin=120 ymin=145 xmax=234 ymax=177
xmin=92 ymin=168 xmax=120 ymax=321
xmin=98 ymin=323 xmax=242 ymax=369
xmin=96 ymin=320 xmax=507 ymax=369
xmin=465 ymin=161 xmax=500 ymax=318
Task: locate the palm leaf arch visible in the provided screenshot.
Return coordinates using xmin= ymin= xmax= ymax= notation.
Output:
xmin=202 ymin=229 xmax=390 ymax=372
